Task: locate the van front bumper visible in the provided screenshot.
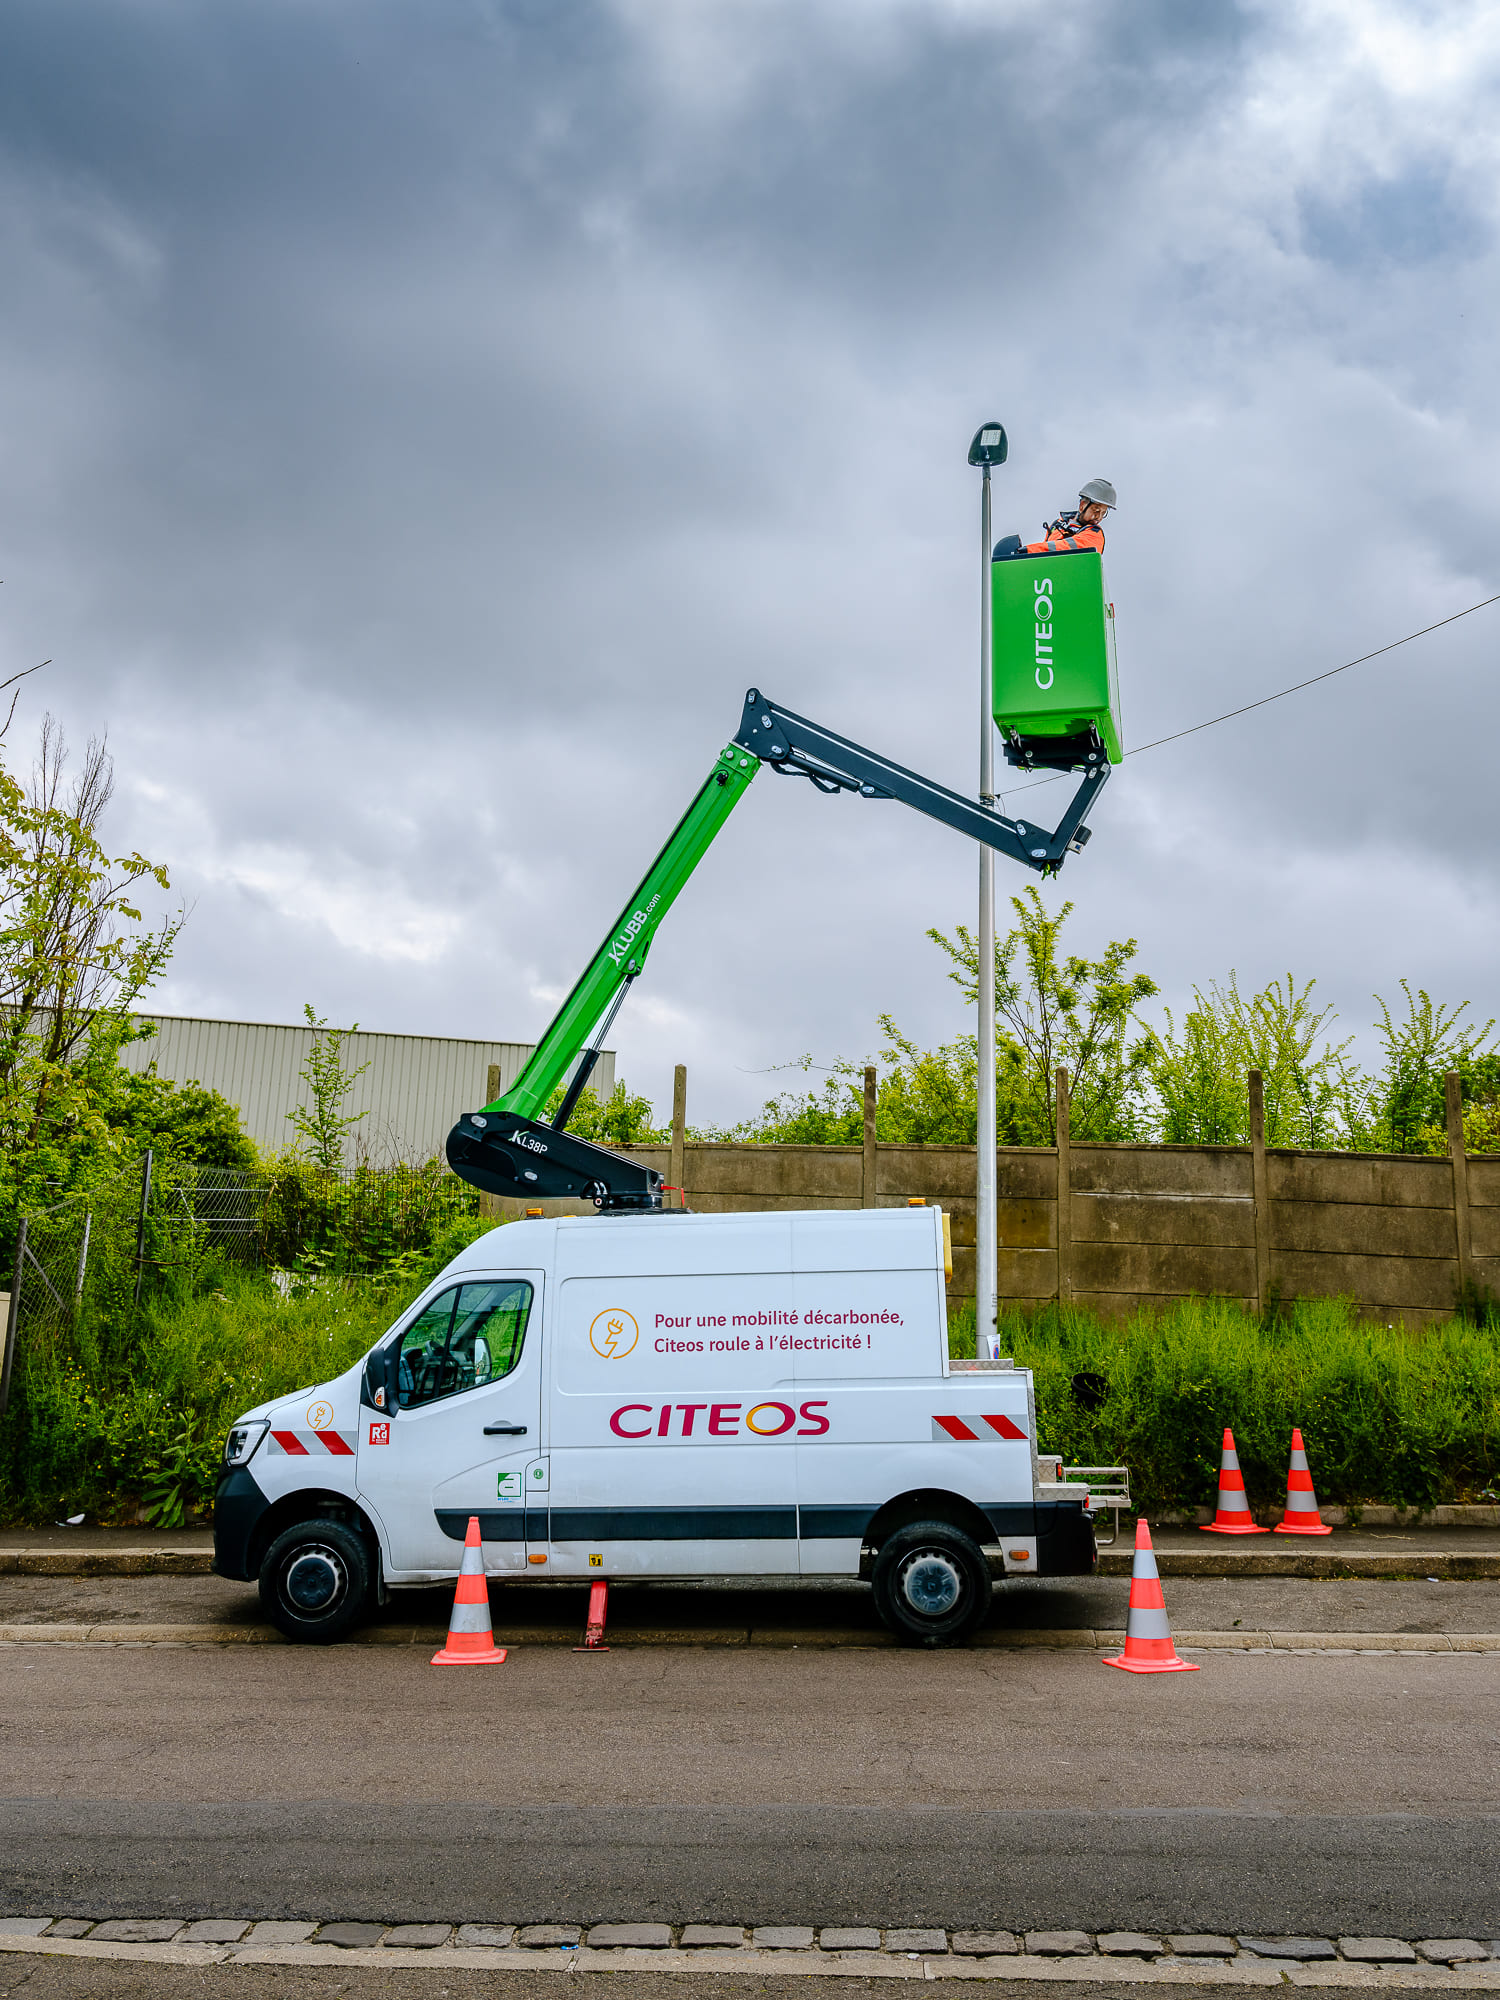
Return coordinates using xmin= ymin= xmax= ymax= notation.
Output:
xmin=212 ymin=1466 xmax=272 ymax=1582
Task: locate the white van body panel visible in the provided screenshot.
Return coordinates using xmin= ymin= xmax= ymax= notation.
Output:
xmin=254 ymin=1357 xmax=363 ymax=1501
xmin=226 ymin=1208 xmax=1076 ymax=1590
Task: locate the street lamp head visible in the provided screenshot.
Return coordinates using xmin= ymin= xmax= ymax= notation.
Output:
xmin=968 ymin=422 xmax=1008 ymax=468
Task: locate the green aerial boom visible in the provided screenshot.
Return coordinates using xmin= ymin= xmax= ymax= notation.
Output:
xmin=486 ymin=740 xmax=760 ymax=1127
xmin=447 ymin=685 xmax=1112 ymax=1209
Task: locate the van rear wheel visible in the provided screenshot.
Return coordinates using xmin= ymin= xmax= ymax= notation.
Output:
xmin=259 ymin=1519 xmax=371 ymax=1643
xmin=872 ymin=1520 xmax=992 ymax=1647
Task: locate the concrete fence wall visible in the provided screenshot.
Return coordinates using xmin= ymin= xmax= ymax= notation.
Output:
xmin=565 ymin=1065 xmax=1485 ymax=1325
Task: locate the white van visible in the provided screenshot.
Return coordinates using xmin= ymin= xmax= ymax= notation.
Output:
xmin=214 ymin=1207 xmax=1101 ymax=1647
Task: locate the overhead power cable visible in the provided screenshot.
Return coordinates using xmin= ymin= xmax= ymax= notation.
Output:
xmin=997 ymin=589 xmax=1500 ymax=801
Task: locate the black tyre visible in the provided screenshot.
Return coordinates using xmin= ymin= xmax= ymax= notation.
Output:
xmin=259 ymin=1518 xmax=371 ymax=1643
xmin=872 ymin=1519 xmax=992 ymax=1647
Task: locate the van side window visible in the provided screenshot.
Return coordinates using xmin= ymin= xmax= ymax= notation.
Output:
xmin=396 ymin=1281 xmax=533 ymax=1410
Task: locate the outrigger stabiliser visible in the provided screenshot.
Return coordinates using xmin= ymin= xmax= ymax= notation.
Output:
xmin=446 ymin=688 xmax=1110 ymax=1210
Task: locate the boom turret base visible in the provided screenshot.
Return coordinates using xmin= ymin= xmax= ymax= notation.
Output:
xmin=446 ymin=1111 xmax=664 ymax=1210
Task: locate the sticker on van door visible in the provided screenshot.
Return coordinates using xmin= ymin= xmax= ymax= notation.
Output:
xmin=589 ymin=1309 xmax=639 ymax=1359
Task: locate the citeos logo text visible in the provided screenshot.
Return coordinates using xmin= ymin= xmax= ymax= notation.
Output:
xmin=589 ymin=1308 xmax=640 ymax=1359
xmin=610 ymin=1400 xmax=830 ymax=1440
xmin=1033 ymin=575 xmax=1054 ymax=690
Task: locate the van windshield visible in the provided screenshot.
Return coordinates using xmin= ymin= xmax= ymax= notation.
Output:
xmin=395 ymin=1279 xmax=532 ymax=1409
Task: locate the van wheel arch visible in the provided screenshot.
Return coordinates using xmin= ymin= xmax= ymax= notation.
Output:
xmin=858 ymin=1489 xmax=996 ymax=1579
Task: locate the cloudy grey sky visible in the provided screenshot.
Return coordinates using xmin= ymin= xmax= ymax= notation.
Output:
xmin=2 ymin=0 xmax=1498 ymax=1126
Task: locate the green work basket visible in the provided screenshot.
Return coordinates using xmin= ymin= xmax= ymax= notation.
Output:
xmin=992 ymin=550 xmax=1123 ymax=765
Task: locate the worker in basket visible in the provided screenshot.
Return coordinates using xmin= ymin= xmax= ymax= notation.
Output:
xmin=993 ymin=478 xmax=1116 ymax=560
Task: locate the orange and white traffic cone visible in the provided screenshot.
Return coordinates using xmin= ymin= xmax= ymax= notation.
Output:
xmin=1273 ymin=1428 xmax=1332 ymax=1536
xmin=1104 ymin=1518 xmax=1199 ymax=1674
xmin=431 ymin=1515 xmax=507 ymax=1665
xmin=1199 ymin=1427 xmax=1269 ymax=1534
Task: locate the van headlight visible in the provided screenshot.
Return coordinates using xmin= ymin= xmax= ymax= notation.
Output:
xmin=223 ymin=1419 xmax=270 ymax=1468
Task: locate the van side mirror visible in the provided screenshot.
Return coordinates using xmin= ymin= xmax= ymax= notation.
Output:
xmin=362 ymin=1344 xmax=398 ymax=1412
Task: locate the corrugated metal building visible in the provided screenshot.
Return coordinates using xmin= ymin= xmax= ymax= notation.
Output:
xmin=119 ymin=1014 xmax=615 ymax=1165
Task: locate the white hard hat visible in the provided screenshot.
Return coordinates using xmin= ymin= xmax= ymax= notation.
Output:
xmin=1078 ymin=478 xmax=1117 ymax=510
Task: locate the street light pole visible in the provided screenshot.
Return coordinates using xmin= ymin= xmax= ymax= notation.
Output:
xmin=967 ymin=423 xmax=1007 ymax=1363
xmin=976 ymin=463 xmax=997 ymax=1366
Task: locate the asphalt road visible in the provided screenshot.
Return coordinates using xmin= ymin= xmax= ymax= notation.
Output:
xmin=4 ymin=1634 xmax=1500 ymax=1937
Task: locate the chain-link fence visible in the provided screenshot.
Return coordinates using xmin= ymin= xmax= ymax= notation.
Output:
xmin=0 ymin=1151 xmax=483 ymax=1412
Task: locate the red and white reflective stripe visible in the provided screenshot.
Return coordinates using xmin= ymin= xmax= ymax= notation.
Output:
xmin=1285 ymin=1441 xmax=1319 ymax=1510
xmin=1211 ymin=1439 xmax=1252 ymax=1514
xmin=268 ymin=1429 xmax=356 ymax=1457
xmin=931 ymin=1413 xmax=1028 ymax=1442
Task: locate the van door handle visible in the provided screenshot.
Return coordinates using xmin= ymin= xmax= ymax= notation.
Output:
xmin=483 ymin=1421 xmax=528 ymax=1435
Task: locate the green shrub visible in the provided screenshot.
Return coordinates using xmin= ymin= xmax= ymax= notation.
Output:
xmin=256 ymin=1154 xmax=481 ymax=1275
xmin=543 ymin=1079 xmax=666 ymax=1145
xmin=403 ymin=1214 xmax=505 ymax=1290
xmin=949 ymin=1294 xmax=1500 ymax=1516
xmin=0 ymin=1211 xmax=514 ymax=1525
xmin=0 ymin=1264 xmax=408 ymax=1524
xmin=9 ymin=1242 xmax=1496 ymax=1525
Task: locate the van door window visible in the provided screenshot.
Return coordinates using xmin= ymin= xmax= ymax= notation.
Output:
xmin=396 ymin=1281 xmax=533 ymax=1410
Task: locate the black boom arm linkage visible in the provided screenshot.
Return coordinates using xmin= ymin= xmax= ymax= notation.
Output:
xmin=732 ymin=689 xmax=1109 ymax=874
xmin=449 ymin=688 xmax=1110 ymax=1212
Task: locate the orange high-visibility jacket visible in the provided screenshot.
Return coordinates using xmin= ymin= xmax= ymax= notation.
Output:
xmin=1024 ymin=510 xmax=1105 ymax=556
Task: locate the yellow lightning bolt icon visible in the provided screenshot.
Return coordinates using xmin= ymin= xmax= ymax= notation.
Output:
xmin=590 ymin=1307 xmax=637 ymax=1358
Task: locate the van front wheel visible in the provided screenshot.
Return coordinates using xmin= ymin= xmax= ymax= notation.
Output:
xmin=259 ymin=1519 xmax=371 ymax=1643
xmin=872 ymin=1520 xmax=992 ymax=1647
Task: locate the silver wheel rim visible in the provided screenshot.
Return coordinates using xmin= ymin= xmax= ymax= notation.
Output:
xmin=284 ymin=1545 xmax=346 ymax=1616
xmin=899 ymin=1549 xmax=963 ymax=1619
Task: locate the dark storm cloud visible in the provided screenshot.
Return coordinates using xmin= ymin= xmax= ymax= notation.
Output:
xmin=0 ymin=0 xmax=1497 ymax=1120
xmin=0 ymin=0 xmax=1250 ymax=698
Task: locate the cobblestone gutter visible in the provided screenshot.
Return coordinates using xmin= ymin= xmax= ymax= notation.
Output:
xmin=4 ymin=1916 xmax=1500 ymax=1985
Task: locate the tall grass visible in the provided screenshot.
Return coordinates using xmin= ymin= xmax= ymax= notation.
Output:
xmin=950 ymin=1295 xmax=1500 ymax=1515
xmin=6 ymin=1256 xmax=1496 ymax=1524
xmin=0 ymin=1216 xmax=501 ymax=1524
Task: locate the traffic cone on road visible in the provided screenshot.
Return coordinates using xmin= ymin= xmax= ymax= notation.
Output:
xmin=431 ymin=1515 xmax=507 ymax=1665
xmin=1200 ymin=1428 xmax=1269 ymax=1534
xmin=1273 ymin=1428 xmax=1332 ymax=1536
xmin=1104 ymin=1519 xmax=1199 ymax=1675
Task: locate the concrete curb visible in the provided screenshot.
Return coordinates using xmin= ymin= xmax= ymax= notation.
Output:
xmin=3 ymin=1621 xmax=1500 ymax=1651
xmin=1097 ymin=1551 xmax=1500 ymax=1581
xmin=0 ymin=1550 xmax=214 ymax=1576
xmin=8 ymin=1545 xmax=1500 ymax=1579
xmin=1149 ymin=1506 xmax=1500 ymax=1531
xmin=4 ymin=1934 xmax=1500 ymax=1987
